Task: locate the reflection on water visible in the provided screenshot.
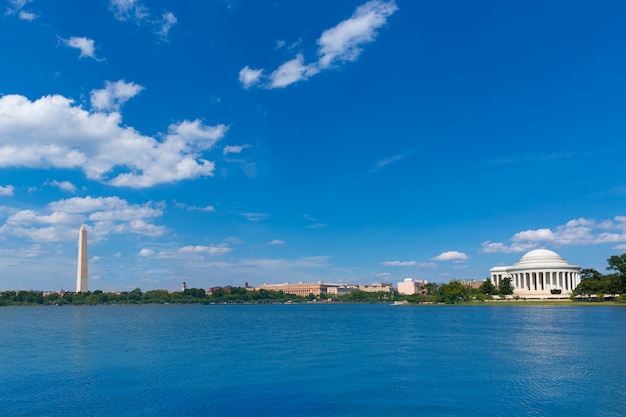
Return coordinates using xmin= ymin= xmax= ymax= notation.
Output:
xmin=1 ymin=305 xmax=625 ymax=417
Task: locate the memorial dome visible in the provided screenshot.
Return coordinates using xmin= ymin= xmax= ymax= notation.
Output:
xmin=513 ymin=249 xmax=569 ymax=268
xmin=490 ymin=249 xmax=580 ymax=297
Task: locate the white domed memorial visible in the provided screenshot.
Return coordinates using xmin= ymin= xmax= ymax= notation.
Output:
xmin=490 ymin=249 xmax=581 ymax=297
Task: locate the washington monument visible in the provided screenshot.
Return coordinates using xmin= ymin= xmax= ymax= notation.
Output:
xmin=76 ymin=224 xmax=88 ymax=292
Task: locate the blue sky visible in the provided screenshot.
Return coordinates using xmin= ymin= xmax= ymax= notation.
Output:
xmin=1 ymin=0 xmax=626 ymax=292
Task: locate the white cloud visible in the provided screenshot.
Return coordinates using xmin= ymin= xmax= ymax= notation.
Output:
xmin=268 ymin=54 xmax=319 ymax=89
xmin=223 ymin=144 xmax=251 ymax=155
xmin=157 ymin=11 xmax=177 ymax=40
xmin=109 ymin=0 xmax=149 ymax=22
xmin=0 ymin=185 xmax=14 ymax=196
xmin=266 ymin=239 xmax=285 ymax=246
xmin=90 ymin=80 xmax=144 ymax=111
xmin=63 ymin=37 xmax=99 ymax=60
xmin=431 ymin=251 xmax=469 ymax=262
xmin=178 ymin=245 xmax=231 ymax=256
xmin=5 ymin=0 xmax=37 ymax=20
xmin=303 ymin=213 xmax=327 ymax=229
xmin=238 ymin=66 xmax=263 ymax=89
xmin=242 ymin=212 xmax=269 ymax=222
xmin=138 ymin=248 xmax=155 ymax=257
xmin=18 ymin=10 xmax=36 ymax=20
xmin=108 ymin=0 xmax=176 ymax=40
xmin=46 ymin=180 xmax=76 ymax=193
xmin=0 ymin=88 xmax=228 ymax=188
xmin=0 ymin=197 xmax=166 ymax=242
xmin=381 ymin=260 xmax=417 ymax=266
xmin=139 ymin=244 xmax=232 ymax=259
xmin=0 ymin=196 xmax=166 ymax=243
xmin=317 ymin=0 xmax=398 ymax=69
xmin=239 ymin=0 xmax=397 ymax=89
xmin=370 ymin=149 xmax=414 ymax=173
xmin=481 ymin=216 xmax=626 ymax=253
xmin=189 ymin=205 xmax=215 ymax=212
xmin=480 ymin=241 xmax=537 ymax=254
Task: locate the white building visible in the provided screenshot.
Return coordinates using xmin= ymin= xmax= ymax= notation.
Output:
xmin=490 ymin=249 xmax=581 ymax=297
xmin=397 ymin=278 xmax=428 ymax=295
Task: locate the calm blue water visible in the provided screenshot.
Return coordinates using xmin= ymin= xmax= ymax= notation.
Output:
xmin=1 ymin=304 xmax=625 ymax=417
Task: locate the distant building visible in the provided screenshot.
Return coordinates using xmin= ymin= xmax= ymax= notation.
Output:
xmin=490 ymin=249 xmax=581 ymax=297
xmin=181 ymin=281 xmax=187 ymax=292
xmin=460 ymin=279 xmax=482 ymax=289
xmin=397 ymin=278 xmax=428 ymax=295
xmin=358 ymin=282 xmax=394 ymax=293
xmin=255 ymin=282 xmax=331 ymax=297
xmin=208 ymin=286 xmax=233 ymax=295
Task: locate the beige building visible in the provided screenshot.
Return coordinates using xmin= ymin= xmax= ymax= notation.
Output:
xmin=359 ymin=282 xmax=394 ymax=293
xmin=397 ymin=278 xmax=428 ymax=295
xmin=490 ymin=249 xmax=581 ymax=297
xmin=255 ymin=282 xmax=330 ymax=297
xmin=460 ymin=279 xmax=482 ymax=289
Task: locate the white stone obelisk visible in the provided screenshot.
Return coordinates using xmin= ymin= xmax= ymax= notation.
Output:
xmin=76 ymin=224 xmax=88 ymax=293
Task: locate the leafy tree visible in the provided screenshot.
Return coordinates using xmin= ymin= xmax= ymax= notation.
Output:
xmin=607 ymin=254 xmax=626 ymax=293
xmin=498 ymin=277 xmax=514 ymax=296
xmin=478 ymin=278 xmax=496 ymax=295
xmin=437 ymin=281 xmax=470 ymax=304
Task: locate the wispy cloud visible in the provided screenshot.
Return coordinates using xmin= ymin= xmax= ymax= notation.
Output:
xmin=303 ymin=214 xmax=327 ymax=229
xmin=5 ymin=0 xmax=37 ymax=21
xmin=381 ymin=260 xmax=439 ymax=268
xmin=239 ymin=0 xmax=397 ymax=89
xmin=370 ymin=149 xmax=414 ymax=173
xmin=265 ymin=239 xmax=285 ymax=246
xmin=223 ymin=144 xmax=251 ymax=155
xmin=481 ymin=216 xmax=626 ymax=253
xmin=381 ymin=260 xmax=417 ymax=266
xmin=108 ymin=0 xmax=177 ymax=40
xmin=242 ymin=212 xmax=270 ymax=222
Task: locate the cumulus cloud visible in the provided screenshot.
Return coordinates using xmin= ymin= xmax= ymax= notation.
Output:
xmin=481 ymin=216 xmax=626 ymax=253
xmin=223 ymin=144 xmax=251 ymax=155
xmin=238 ymin=66 xmax=263 ymax=89
xmin=46 ymin=180 xmax=77 ymax=193
xmin=268 ymin=54 xmax=319 ymax=89
xmin=0 ymin=87 xmax=228 ymax=188
xmin=0 ymin=195 xmax=165 ymax=243
xmin=316 ymin=0 xmax=398 ymax=68
xmin=138 ymin=248 xmax=155 ymax=257
xmin=63 ymin=37 xmax=99 ymax=60
xmin=0 ymin=185 xmax=14 ymax=196
xmin=90 ymin=80 xmax=144 ymax=111
xmin=239 ymin=0 xmax=397 ymax=89
xmin=432 ymin=251 xmax=469 ymax=262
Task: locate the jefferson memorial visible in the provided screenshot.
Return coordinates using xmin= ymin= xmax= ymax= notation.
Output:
xmin=490 ymin=249 xmax=581 ymax=297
